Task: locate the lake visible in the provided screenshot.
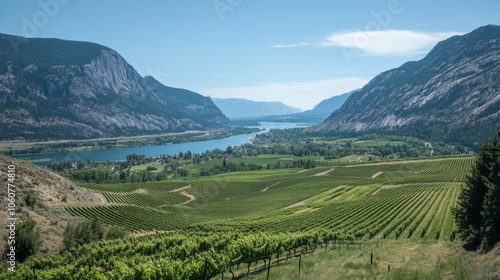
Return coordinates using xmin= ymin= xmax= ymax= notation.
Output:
xmin=14 ymin=122 xmax=308 ymax=165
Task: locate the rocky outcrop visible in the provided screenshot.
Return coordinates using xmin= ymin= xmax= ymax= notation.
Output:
xmin=310 ymin=25 xmax=500 ymax=148
xmin=0 ymin=34 xmax=231 ymax=140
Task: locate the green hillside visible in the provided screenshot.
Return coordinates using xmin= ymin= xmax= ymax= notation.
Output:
xmin=1 ymin=156 xmax=478 ymax=279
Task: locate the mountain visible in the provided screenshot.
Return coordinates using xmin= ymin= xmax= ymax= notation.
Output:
xmin=239 ymin=90 xmax=357 ymax=124
xmin=0 ymin=34 xmax=231 ymax=141
xmin=212 ymin=98 xmax=302 ymax=119
xmin=300 ymin=90 xmax=358 ymax=119
xmin=310 ymin=25 xmax=500 ymax=149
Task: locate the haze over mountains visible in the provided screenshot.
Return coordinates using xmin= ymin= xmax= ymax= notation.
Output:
xmin=212 ymin=98 xmax=302 ymax=119
xmin=301 ymin=90 xmax=357 ymax=118
xmin=0 ymin=34 xmax=230 ymax=141
xmin=311 ymin=25 xmax=500 ymax=149
xmin=225 ymin=90 xmax=356 ymax=123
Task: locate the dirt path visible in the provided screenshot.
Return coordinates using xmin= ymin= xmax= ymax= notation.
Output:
xmin=260 ymin=181 xmax=284 ymax=192
xmin=178 ymin=191 xmax=196 ymax=205
xmin=313 ymin=167 xmax=335 ymax=177
xmin=296 ymin=169 xmax=310 ymax=174
xmin=372 ymin=184 xmax=402 ymax=195
xmin=169 ymin=185 xmax=191 ymax=193
xmin=371 ymin=171 xmax=384 ymax=179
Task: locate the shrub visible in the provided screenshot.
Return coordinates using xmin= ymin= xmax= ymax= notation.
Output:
xmin=4 ymin=218 xmax=42 ymax=262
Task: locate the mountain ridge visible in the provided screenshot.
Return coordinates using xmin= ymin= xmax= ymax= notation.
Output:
xmin=301 ymin=90 xmax=358 ymax=118
xmin=310 ymin=25 xmax=500 ymax=149
xmin=239 ymin=90 xmax=358 ymax=124
xmin=212 ymin=98 xmax=302 ymax=119
xmin=0 ymin=33 xmax=231 ymax=141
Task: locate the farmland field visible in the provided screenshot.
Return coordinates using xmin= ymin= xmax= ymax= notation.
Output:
xmin=3 ymin=156 xmax=476 ymax=279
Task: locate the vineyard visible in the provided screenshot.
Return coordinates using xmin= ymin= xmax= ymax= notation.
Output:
xmin=2 ymin=156 xmax=475 ymax=279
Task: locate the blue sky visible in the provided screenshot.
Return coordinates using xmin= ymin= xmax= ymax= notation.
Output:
xmin=1 ymin=0 xmax=499 ymax=110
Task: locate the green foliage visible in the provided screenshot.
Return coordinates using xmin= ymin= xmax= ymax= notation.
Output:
xmin=103 ymin=226 xmax=128 ymax=240
xmin=5 ymin=218 xmax=42 ymax=262
xmin=63 ymin=217 xmax=127 ymax=250
xmin=454 ymin=131 xmax=500 ymax=250
xmin=63 ymin=156 xmax=474 ymax=239
xmin=0 ymin=156 xmax=479 ymax=278
xmin=24 ymin=191 xmax=37 ymax=208
xmin=63 ymin=217 xmax=104 ymax=249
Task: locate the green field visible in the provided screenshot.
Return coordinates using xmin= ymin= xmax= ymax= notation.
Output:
xmin=67 ymin=157 xmax=473 ymax=235
xmin=4 ymin=156 xmax=476 ymax=279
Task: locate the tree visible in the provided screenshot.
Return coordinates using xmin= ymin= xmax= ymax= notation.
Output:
xmin=6 ymin=218 xmax=42 ymax=262
xmin=63 ymin=217 xmax=104 ymax=249
xmin=479 ymin=133 xmax=500 ymax=250
xmin=453 ymin=131 xmax=500 ymax=250
xmin=63 ymin=217 xmax=127 ymax=250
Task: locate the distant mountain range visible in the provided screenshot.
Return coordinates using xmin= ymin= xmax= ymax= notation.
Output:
xmin=300 ymin=90 xmax=358 ymax=119
xmin=0 ymin=34 xmax=230 ymax=141
xmin=311 ymin=25 xmax=500 ymax=149
xmin=239 ymin=90 xmax=357 ymax=124
xmin=212 ymin=98 xmax=302 ymax=119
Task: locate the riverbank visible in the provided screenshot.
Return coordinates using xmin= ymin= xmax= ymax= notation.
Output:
xmin=0 ymin=127 xmax=261 ymax=156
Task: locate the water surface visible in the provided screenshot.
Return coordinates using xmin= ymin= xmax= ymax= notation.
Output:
xmin=14 ymin=122 xmax=308 ymax=165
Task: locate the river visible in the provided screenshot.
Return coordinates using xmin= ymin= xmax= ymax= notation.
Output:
xmin=13 ymin=122 xmax=308 ymax=165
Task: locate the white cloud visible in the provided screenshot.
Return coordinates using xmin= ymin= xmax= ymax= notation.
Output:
xmin=321 ymin=30 xmax=462 ymax=56
xmin=200 ymin=77 xmax=370 ymax=110
xmin=271 ymin=44 xmax=298 ymax=48
xmin=271 ymin=42 xmax=310 ymax=48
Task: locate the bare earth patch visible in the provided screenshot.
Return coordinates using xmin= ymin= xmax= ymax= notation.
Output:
xmin=178 ymin=191 xmax=196 ymax=205
xmin=313 ymin=167 xmax=335 ymax=176
xmin=294 ymin=207 xmax=313 ymax=214
xmin=283 ymin=199 xmax=308 ymax=209
xmin=260 ymin=181 xmax=284 ymax=192
xmin=372 ymin=184 xmax=403 ymax=195
xmin=169 ymin=185 xmax=192 ymax=193
xmin=133 ymin=188 xmax=148 ymax=194
xmin=371 ymin=171 xmax=384 ymax=179
xmin=296 ymin=169 xmax=310 ymax=174
xmin=95 ymin=193 xmax=109 ymax=205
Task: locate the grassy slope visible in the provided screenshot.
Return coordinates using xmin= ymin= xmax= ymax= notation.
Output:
xmin=246 ymin=239 xmax=466 ymax=280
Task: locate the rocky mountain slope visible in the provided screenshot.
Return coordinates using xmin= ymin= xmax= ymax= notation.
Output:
xmin=0 ymin=34 xmax=231 ymax=141
xmin=311 ymin=25 xmax=500 ymax=149
xmin=212 ymin=98 xmax=302 ymax=119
